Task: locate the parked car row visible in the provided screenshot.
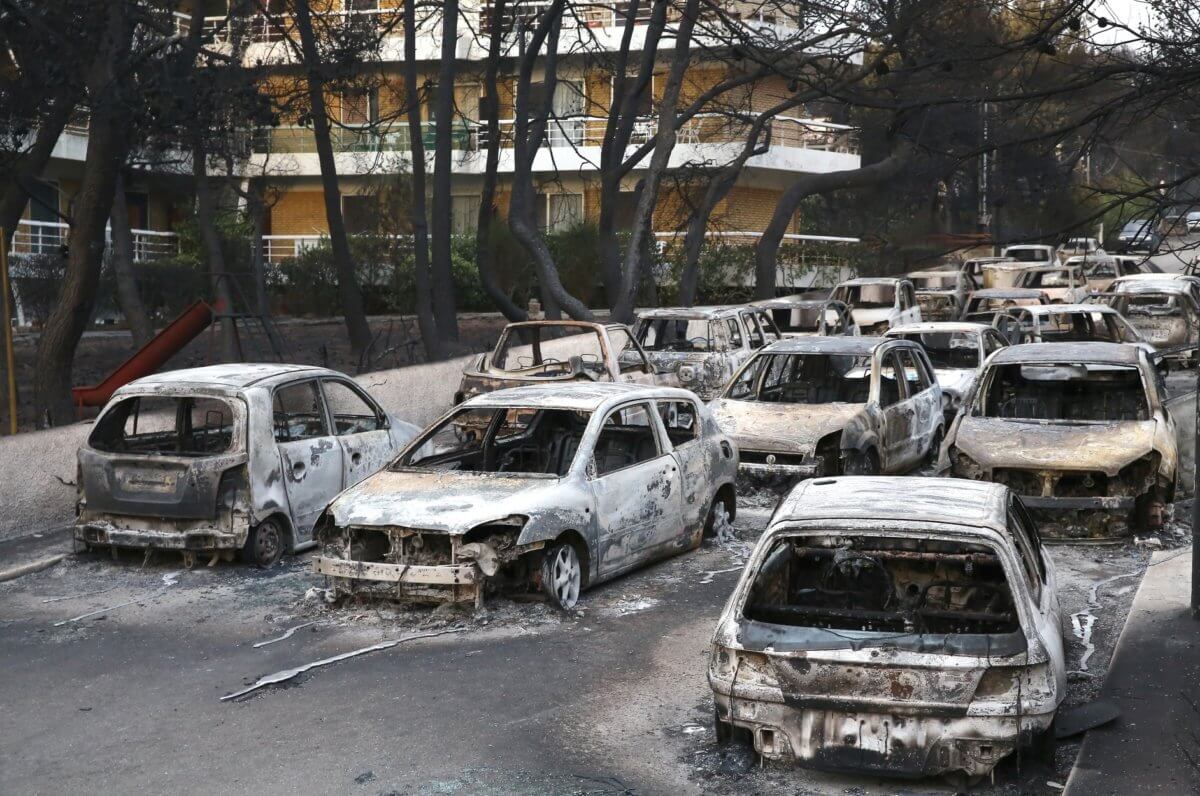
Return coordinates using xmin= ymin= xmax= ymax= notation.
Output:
xmin=67 ymin=275 xmax=1184 ymax=785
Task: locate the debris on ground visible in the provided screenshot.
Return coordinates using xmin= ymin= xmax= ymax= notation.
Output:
xmin=252 ymin=621 xmax=317 ymax=648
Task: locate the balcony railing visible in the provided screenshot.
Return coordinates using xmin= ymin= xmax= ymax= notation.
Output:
xmin=254 ymin=115 xmax=858 ymax=157
xmin=8 ymin=220 xmax=180 ymax=262
xmin=201 ymin=8 xmax=402 ymax=46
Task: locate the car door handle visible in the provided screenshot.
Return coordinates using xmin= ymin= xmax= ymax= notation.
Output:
xmin=351 ymin=452 xmax=363 ymax=465
xmin=292 ymin=461 xmax=305 ymax=474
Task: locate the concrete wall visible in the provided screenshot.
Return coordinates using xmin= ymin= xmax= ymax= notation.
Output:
xmin=0 ymin=354 xmax=474 ymax=543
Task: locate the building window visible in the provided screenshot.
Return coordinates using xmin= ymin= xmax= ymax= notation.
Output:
xmin=451 ymin=195 xmax=482 ymax=235
xmin=343 ymin=194 xmax=380 ymax=235
xmin=345 ymin=0 xmax=379 ymax=11
xmin=341 ymin=87 xmax=379 ymax=126
xmin=537 ymin=193 xmax=583 ymax=233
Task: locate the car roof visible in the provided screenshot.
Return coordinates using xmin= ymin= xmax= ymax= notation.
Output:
xmin=970 ymin=288 xmax=1046 ymax=298
xmin=991 ymin=341 xmax=1143 ymax=366
xmin=1003 ymin=244 xmax=1052 ymax=250
xmin=906 ymin=270 xmax=960 ymax=279
xmin=751 ymin=297 xmax=837 ymax=309
xmin=119 ymin=363 xmax=334 ymax=392
xmin=461 ymin=382 xmax=697 ymax=412
xmin=1019 ymin=303 xmax=1118 ymax=316
xmin=774 ymin=476 xmax=1008 ymax=530
xmin=636 ymin=305 xmax=741 ymax=320
xmin=838 ymin=277 xmax=905 ymax=286
xmin=758 ymin=335 xmax=892 ymax=356
xmin=1114 ymin=273 xmax=1198 ymax=284
xmin=887 ymin=321 xmax=991 ymax=335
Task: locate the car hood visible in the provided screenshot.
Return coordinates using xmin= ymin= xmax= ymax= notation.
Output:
xmin=850 ymin=307 xmax=893 ymax=327
xmin=934 ymin=369 xmax=977 ymax=398
xmin=326 ymin=468 xmax=562 ymax=534
xmin=710 ymin=399 xmax=865 ymax=455
xmin=955 ymin=417 xmax=1156 ymax=475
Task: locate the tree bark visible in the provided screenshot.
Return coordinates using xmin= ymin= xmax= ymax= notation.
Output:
xmin=753 ymin=144 xmax=912 ymax=299
xmin=475 ymin=0 xmax=526 ymax=322
xmin=610 ymin=0 xmax=697 ymax=322
xmin=292 ymin=0 xmax=374 ymax=364
xmin=428 ymin=0 xmax=460 ymax=342
xmin=192 ymin=141 xmax=241 ymax=361
xmin=33 ymin=5 xmax=131 ymax=425
xmin=404 ymin=0 xmax=445 ymax=362
xmin=108 ymin=172 xmax=154 ymax=348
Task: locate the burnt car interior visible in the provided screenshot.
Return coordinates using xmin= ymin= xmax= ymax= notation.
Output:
xmin=405 ymin=407 xmax=591 ymax=476
xmin=728 ymin=353 xmax=874 ymax=404
xmin=491 ymin=325 xmax=607 ymax=377
xmin=90 ymin=395 xmax=234 ymax=456
xmin=980 ymin=363 xmax=1149 ymax=422
xmin=635 ymin=317 xmax=716 ymax=352
xmin=1112 ymin=293 xmax=1196 ymax=320
xmin=832 ymin=284 xmax=896 ymax=309
xmin=1016 ymin=312 xmax=1136 ymax=343
xmin=742 ymin=534 xmax=1020 ymax=637
xmin=895 ymin=333 xmax=980 ymax=369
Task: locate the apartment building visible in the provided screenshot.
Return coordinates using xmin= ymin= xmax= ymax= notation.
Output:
xmin=194 ymin=0 xmax=861 ymax=266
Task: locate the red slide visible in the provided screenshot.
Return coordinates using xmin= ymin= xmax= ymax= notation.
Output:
xmin=71 ymin=299 xmax=220 ymax=409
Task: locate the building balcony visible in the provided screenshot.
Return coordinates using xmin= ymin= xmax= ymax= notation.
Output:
xmin=8 ymin=220 xmax=180 ymax=263
xmin=251 ymin=114 xmax=860 ymax=177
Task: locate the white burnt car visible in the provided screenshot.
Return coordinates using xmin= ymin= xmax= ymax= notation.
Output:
xmin=75 ymin=365 xmax=421 ymax=567
xmin=710 ymin=476 xmax=1064 ymax=783
xmin=751 ymin=297 xmax=858 ymax=338
xmin=710 ymin=337 xmax=943 ymax=481
xmin=830 ymin=277 xmax=922 ymax=334
xmin=632 ymin=306 xmax=780 ymax=400
xmin=312 ymin=383 xmax=738 ymax=609
xmin=945 ymin=342 xmax=1178 ymax=539
xmin=885 ymin=322 xmax=1009 ymax=424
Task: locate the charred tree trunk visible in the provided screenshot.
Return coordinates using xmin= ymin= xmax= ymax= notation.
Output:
xmin=192 ymin=141 xmax=240 ymax=361
xmin=753 ymin=145 xmax=911 ymax=299
xmin=474 ymin=0 xmax=525 ymax=322
xmin=404 ymin=0 xmax=445 ymax=362
xmin=293 ymin=0 xmax=373 ymax=364
xmin=33 ymin=7 xmax=131 ymax=425
xmin=428 ymin=0 xmax=460 ymax=342
xmin=108 ymin=172 xmax=154 ymax=348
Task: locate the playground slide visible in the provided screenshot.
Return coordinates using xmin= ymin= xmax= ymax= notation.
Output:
xmin=71 ymin=299 xmax=218 ymax=409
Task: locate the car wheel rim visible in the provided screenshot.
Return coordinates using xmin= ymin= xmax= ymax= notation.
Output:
xmin=552 ymin=546 xmax=580 ymax=608
xmin=257 ymin=526 xmax=280 ymax=565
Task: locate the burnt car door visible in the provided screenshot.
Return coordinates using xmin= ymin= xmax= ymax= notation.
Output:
xmin=656 ymin=398 xmax=708 ymax=529
xmin=320 ymin=377 xmax=394 ymax=489
xmin=589 ymin=402 xmax=684 ymax=575
xmin=875 ymin=349 xmax=916 ymax=471
xmin=272 ymin=379 xmax=344 ymax=537
xmin=606 ymin=325 xmax=663 ymax=385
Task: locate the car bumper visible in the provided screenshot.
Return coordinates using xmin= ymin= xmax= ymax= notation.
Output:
xmin=738 ymin=461 xmax=822 ymax=478
xmin=74 ymin=521 xmax=242 ymax=551
xmin=312 ymin=556 xmax=481 ymax=604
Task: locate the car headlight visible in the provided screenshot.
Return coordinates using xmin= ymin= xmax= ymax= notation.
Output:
xmin=950 ymin=448 xmax=986 ymax=480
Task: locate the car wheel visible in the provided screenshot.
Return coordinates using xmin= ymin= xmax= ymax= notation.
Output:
xmin=241 ymin=519 xmax=284 ymax=568
xmin=925 ymin=428 xmax=944 ymax=466
xmin=702 ymin=497 xmax=732 ymax=543
xmin=540 ymin=542 xmax=582 ymax=610
xmin=843 ymin=448 xmax=879 ymax=476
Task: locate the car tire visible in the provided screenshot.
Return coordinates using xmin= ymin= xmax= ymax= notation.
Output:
xmin=540 ymin=541 xmax=582 ymax=610
xmin=925 ymin=428 xmax=944 ymax=466
xmin=241 ymin=519 xmax=284 ymax=568
xmin=843 ymin=448 xmax=879 ymax=476
xmin=702 ymin=497 xmax=732 ymax=543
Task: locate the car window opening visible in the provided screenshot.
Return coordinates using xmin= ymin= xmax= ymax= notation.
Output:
xmin=401 ymin=407 xmax=592 ymax=476
xmin=89 ymin=395 xmax=235 ymax=456
xmin=727 ymin=353 xmax=873 ymax=404
xmin=635 ymin=317 xmax=716 ymax=352
xmin=491 ymin=324 xmax=607 ymax=377
xmin=980 ymin=363 xmax=1148 ymax=422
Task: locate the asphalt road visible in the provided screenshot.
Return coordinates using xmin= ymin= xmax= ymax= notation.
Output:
xmin=0 ymin=496 xmax=1176 ymax=796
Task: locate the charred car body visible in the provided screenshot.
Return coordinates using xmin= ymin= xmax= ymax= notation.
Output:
xmin=1014 ymin=263 xmax=1091 ymax=304
xmin=751 ymin=297 xmax=858 ymax=338
xmin=945 ymin=342 xmax=1177 ymax=538
xmin=961 ymin=288 xmax=1050 ymax=325
xmin=906 ymin=270 xmax=975 ymax=321
xmin=1103 ymin=277 xmax=1200 ymax=366
xmin=992 ymin=304 xmax=1150 ymax=354
xmin=710 ymin=476 xmax=1065 ymax=781
xmin=455 ymin=321 xmax=664 ymax=405
xmin=632 ymin=306 xmax=779 ymax=400
xmin=830 ymin=278 xmax=922 ymax=335
xmin=710 ymin=337 xmax=943 ymax=482
xmin=885 ymin=322 xmax=1009 ymax=424
xmin=312 ymin=383 xmax=738 ymax=609
xmin=75 ymin=365 xmax=420 ymax=567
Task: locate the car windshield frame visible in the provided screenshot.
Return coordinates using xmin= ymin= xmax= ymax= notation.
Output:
xmin=723 ymin=350 xmax=875 ymax=404
xmin=972 ymin=361 xmax=1150 ymax=424
xmin=88 ymin=393 xmax=242 ymax=457
xmin=892 ymin=331 xmax=981 ymax=369
xmin=832 ymin=283 xmax=897 ymax=310
xmin=489 ymin=323 xmax=608 ymax=377
xmin=634 ymin=315 xmax=719 ymax=353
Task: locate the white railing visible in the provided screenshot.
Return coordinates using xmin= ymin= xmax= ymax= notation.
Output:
xmin=201 ymin=8 xmax=402 ymax=45
xmin=256 ymin=114 xmax=858 ymax=156
xmin=8 ymin=220 xmax=180 ymax=262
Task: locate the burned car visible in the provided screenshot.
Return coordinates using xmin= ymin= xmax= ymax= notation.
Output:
xmin=75 ymin=365 xmax=420 ymax=567
xmin=1103 ymin=280 xmax=1200 ymax=367
xmin=455 ymin=320 xmax=664 ymax=405
xmin=961 ymin=287 xmax=1049 ymax=325
xmin=312 ymin=383 xmax=738 ymax=609
xmin=632 ymin=306 xmax=777 ymax=400
xmin=993 ymin=304 xmax=1150 ymax=353
xmin=709 ymin=476 xmax=1064 ymax=782
xmin=906 ymin=270 xmax=975 ymax=321
xmin=830 ymin=277 xmax=922 ymax=335
xmin=945 ymin=342 xmax=1178 ymax=538
xmin=885 ymin=322 xmax=1008 ymax=424
xmin=1014 ymin=263 xmax=1091 ymax=304
xmin=710 ymin=337 xmax=942 ymax=481
xmin=751 ymin=297 xmax=858 ymax=338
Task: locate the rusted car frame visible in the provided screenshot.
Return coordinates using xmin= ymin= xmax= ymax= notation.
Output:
xmin=830 ymin=278 xmax=922 ymax=335
xmin=1102 ymin=281 xmax=1200 ymax=367
xmin=709 ymin=477 xmax=1065 ymax=781
xmin=944 ymin=342 xmax=1178 ymax=538
xmin=312 ymin=383 xmax=739 ymax=609
xmin=1014 ymin=263 xmax=1091 ymax=304
xmin=885 ymin=322 xmax=1008 ymax=425
xmin=750 ymin=297 xmax=858 ymax=338
xmin=710 ymin=336 xmax=943 ymax=483
xmin=454 ymin=320 xmax=664 ymax=405
xmin=906 ymin=270 xmax=975 ymax=321
xmin=75 ymin=365 xmax=420 ymax=567
xmin=632 ymin=306 xmax=778 ymax=400
xmin=961 ymin=288 xmax=1050 ymax=326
